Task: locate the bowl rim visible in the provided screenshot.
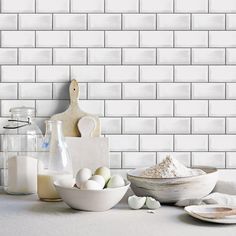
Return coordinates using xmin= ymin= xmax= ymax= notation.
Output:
xmin=54 ymin=180 xmax=130 ymax=192
xmin=127 ymin=166 xmax=218 ymax=180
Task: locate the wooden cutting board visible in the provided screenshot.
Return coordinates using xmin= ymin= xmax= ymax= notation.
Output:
xmin=51 ymin=80 xmax=101 ymax=137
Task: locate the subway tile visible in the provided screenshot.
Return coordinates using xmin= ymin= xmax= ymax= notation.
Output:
xmin=36 ymin=31 xmax=69 ymax=47
xmin=157 ymin=118 xmax=190 ymax=134
xmin=192 ymin=118 xmax=225 ymax=134
xmin=109 ymin=152 xmax=122 ymax=168
xmin=0 ymin=83 xmax=17 ymax=99
xmin=192 ymin=152 xmax=225 ymax=168
xmin=0 ymin=14 xmax=17 ymax=30
xmin=19 ymin=14 xmax=52 ymax=30
xmin=1 ymin=31 xmax=35 ymax=47
xmin=140 ymin=135 xmax=173 ymax=151
xmin=106 ymin=31 xmax=138 ymax=47
xmin=71 ymin=31 xmax=104 ymax=47
xmin=210 ymin=66 xmax=236 ymax=82
xmin=105 ymin=0 xmax=139 ymax=13
xmin=53 ymin=49 xmax=86 ymax=65
xmin=210 ymin=31 xmax=236 ymax=47
xmin=226 ymin=14 xmax=236 ymax=30
xmin=123 ymin=14 xmax=156 ymax=30
xmin=192 ymin=48 xmax=225 ymax=64
xmin=140 ymin=0 xmax=173 ymax=13
xmin=140 ymin=31 xmax=173 ymax=47
xmin=140 ymin=100 xmax=173 ymax=116
xmin=1 ymin=100 xmax=35 ymax=116
xmin=175 ymin=31 xmax=208 ymax=47
xmin=175 ymin=0 xmax=208 ymax=13
xmin=123 ymin=49 xmax=156 ymax=65
xmin=123 ymin=118 xmax=156 ymax=134
xmin=140 ymin=66 xmax=173 ymax=82
xmin=226 ymin=118 xmax=236 ymax=134
xmin=36 ymin=0 xmax=69 ymax=13
xmin=36 ymin=66 xmax=69 ymax=82
xmin=123 ymin=83 xmax=156 ymax=99
xmin=175 ymin=66 xmax=208 ymax=82
xmin=89 ymin=49 xmax=121 ymax=65
xmin=105 ymin=100 xmax=139 ymax=117
xmin=226 ymin=49 xmax=236 ymax=64
xmin=226 ymin=152 xmax=236 ymax=168
xmin=209 ymin=0 xmax=236 ymax=13
xmin=209 ymin=135 xmax=236 ymax=151
xmin=175 ymin=100 xmax=208 ymax=117
xmin=1 ymin=66 xmax=35 ymax=82
xmin=0 ymin=49 xmax=17 ymax=64
xmin=123 ymin=152 xmax=156 ymax=168
xmin=157 ymin=152 xmax=190 ymax=167
xmin=71 ymin=66 xmax=104 ymax=82
xmin=19 ymin=49 xmax=52 ymax=64
xmin=105 ymin=66 xmax=138 ymax=82
xmin=71 ymin=0 xmax=104 ymax=13
xmin=36 ymin=100 xmax=69 ymax=117
xmin=100 ymin=118 xmax=121 ymax=134
xmin=53 ymin=14 xmax=86 ymax=30
xmin=192 ymin=83 xmax=225 ymax=99
xmin=107 ymin=135 xmax=139 ymax=151
xmin=157 ymin=83 xmax=190 ymax=99
xmin=157 ymin=14 xmax=190 ymax=30
xmin=88 ymin=83 xmax=121 ymax=99
xmin=79 ymin=100 xmax=104 ymax=116
xmin=227 ymin=83 xmax=236 ymax=99
xmin=157 ymin=49 xmax=190 ymax=64
xmin=88 ymin=14 xmax=121 ymax=30
xmin=19 ymin=83 xmax=52 ymax=99
xmin=192 ymin=14 xmax=225 ymax=30
xmin=175 ymin=135 xmax=208 ymax=151
xmin=210 ymin=100 xmax=236 ymax=116
xmin=1 ymin=0 xmax=35 ymax=13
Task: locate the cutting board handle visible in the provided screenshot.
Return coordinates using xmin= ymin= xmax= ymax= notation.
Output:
xmin=70 ymin=79 xmax=79 ymax=105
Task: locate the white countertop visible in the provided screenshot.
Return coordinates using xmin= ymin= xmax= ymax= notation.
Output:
xmin=0 ymin=191 xmax=236 ymax=236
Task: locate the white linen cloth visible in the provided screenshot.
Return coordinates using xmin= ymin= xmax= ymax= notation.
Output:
xmin=176 ymin=181 xmax=236 ymax=207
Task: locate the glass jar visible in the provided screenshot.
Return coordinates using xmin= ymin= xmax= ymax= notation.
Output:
xmin=37 ymin=120 xmax=73 ymax=202
xmin=3 ymin=107 xmax=43 ymax=195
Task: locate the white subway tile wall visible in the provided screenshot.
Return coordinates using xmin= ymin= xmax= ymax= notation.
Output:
xmin=1 ymin=0 xmax=236 ymax=181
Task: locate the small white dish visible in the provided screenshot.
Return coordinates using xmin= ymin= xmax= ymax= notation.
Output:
xmin=185 ymin=205 xmax=236 ymax=224
xmin=54 ymin=181 xmax=130 ymax=212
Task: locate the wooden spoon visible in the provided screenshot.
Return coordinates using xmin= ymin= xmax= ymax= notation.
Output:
xmin=194 ymin=207 xmax=236 ymax=219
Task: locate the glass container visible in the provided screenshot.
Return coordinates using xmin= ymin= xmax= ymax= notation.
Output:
xmin=37 ymin=120 xmax=73 ymax=202
xmin=3 ymin=107 xmax=43 ymax=194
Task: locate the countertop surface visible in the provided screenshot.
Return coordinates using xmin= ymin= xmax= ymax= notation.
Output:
xmin=0 ymin=191 xmax=236 ymax=236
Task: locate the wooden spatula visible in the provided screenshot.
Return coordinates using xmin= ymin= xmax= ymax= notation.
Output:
xmin=51 ymin=80 xmax=101 ymax=137
xmin=194 ymin=207 xmax=236 ymax=219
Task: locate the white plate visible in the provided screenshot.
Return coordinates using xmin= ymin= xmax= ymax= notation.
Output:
xmin=185 ymin=205 xmax=236 ymax=224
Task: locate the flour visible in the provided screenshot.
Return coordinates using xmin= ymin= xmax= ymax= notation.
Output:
xmin=141 ymin=155 xmax=206 ymax=178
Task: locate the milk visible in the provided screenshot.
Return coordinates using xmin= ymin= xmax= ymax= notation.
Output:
xmin=37 ymin=171 xmax=73 ymax=201
xmin=7 ymin=156 xmax=37 ymax=194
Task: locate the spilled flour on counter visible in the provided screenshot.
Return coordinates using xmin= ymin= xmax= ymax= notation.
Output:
xmin=141 ymin=156 xmax=206 ymax=178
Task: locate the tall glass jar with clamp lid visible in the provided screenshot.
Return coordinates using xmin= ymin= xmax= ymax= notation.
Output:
xmin=2 ymin=107 xmax=43 ymax=194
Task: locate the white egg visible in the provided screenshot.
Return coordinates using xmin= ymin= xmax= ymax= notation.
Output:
xmin=89 ymin=175 xmax=105 ymax=188
xmin=94 ymin=167 xmax=111 ymax=183
xmin=57 ymin=178 xmax=75 ymax=188
xmin=80 ymin=180 xmax=102 ymax=190
xmin=107 ymin=175 xmax=125 ymax=188
xmin=75 ymin=168 xmax=92 ymax=188
xmin=146 ymin=197 xmax=161 ymax=210
xmin=128 ymin=195 xmax=146 ymax=210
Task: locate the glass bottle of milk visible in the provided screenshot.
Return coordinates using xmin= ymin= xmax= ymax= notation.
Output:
xmin=38 ymin=120 xmax=73 ymax=201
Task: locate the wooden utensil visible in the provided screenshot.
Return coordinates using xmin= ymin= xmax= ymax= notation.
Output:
xmin=194 ymin=207 xmax=236 ymax=219
xmin=51 ymin=80 xmax=101 ymax=137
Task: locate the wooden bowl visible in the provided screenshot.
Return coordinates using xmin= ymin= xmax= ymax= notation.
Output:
xmin=127 ymin=167 xmax=218 ymax=204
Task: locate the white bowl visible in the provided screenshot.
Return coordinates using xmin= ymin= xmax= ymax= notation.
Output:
xmin=54 ymin=181 xmax=130 ymax=211
xmin=127 ymin=167 xmax=218 ymax=204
